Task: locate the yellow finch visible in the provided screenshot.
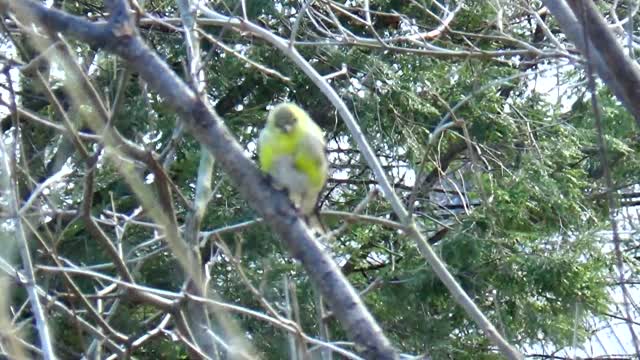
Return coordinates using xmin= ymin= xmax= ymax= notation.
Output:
xmin=258 ymin=103 xmax=328 ymax=230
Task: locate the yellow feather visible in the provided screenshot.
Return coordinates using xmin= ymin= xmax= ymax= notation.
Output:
xmin=258 ymin=103 xmax=328 ymax=219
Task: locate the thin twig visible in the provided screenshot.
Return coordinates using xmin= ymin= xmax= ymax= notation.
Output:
xmin=0 ymin=68 xmax=56 ymax=360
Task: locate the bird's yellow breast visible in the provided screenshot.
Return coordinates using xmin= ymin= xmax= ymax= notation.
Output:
xmin=257 ymin=103 xmax=328 ymax=214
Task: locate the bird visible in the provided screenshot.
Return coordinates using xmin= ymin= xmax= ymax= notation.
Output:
xmin=258 ymin=102 xmax=328 ymax=232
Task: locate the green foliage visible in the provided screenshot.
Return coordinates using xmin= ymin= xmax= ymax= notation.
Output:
xmin=3 ymin=0 xmax=632 ymax=358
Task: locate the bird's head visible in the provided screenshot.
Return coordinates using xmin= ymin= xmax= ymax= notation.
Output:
xmin=267 ymin=103 xmax=307 ymax=134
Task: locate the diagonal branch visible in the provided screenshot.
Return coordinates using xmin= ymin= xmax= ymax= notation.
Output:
xmin=0 ymin=0 xmax=398 ymax=358
xmin=195 ymin=5 xmax=523 ymax=360
xmin=542 ymin=0 xmax=640 ymax=125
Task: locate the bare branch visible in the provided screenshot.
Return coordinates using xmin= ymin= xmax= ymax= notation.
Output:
xmin=542 ymin=0 xmax=640 ymax=125
xmin=0 ymin=72 xmax=56 ymax=359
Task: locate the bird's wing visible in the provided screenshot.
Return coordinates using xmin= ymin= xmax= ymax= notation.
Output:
xmin=294 ymin=134 xmax=327 ymax=185
xmin=257 ymin=128 xmax=273 ymax=172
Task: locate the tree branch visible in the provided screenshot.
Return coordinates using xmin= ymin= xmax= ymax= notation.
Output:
xmin=0 ymin=1 xmax=398 ymax=358
xmin=542 ymin=0 xmax=640 ymax=125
